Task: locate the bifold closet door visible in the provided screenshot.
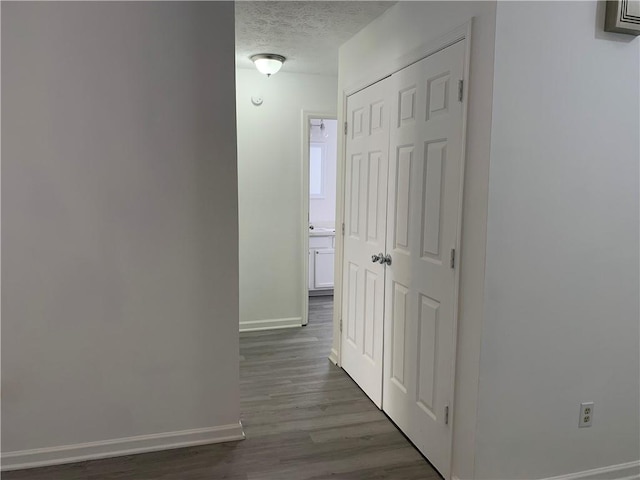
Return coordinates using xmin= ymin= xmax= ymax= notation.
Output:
xmin=382 ymin=40 xmax=466 ymax=478
xmin=340 ymin=76 xmax=391 ymax=408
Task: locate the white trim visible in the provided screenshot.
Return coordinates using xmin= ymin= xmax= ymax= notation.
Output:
xmin=309 ymin=288 xmax=333 ymax=297
xmin=452 ymin=461 xmax=640 ymax=480
xmin=1 ymin=422 xmax=245 ymax=472
xmin=239 ymin=316 xmax=302 ymax=332
xmin=446 ymin=19 xmax=473 ymax=480
xmin=541 ymin=461 xmax=640 ymax=480
xmin=332 ymin=90 xmax=348 ymax=368
xmin=329 ymin=348 xmax=340 ymax=366
xmin=301 ymin=111 xmax=337 ymax=327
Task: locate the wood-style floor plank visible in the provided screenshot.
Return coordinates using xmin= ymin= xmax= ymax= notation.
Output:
xmin=3 ymin=296 xmax=440 ymax=479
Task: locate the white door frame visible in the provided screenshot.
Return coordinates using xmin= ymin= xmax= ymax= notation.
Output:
xmin=301 ymin=111 xmax=337 ymax=326
xmin=333 ymin=20 xmax=472 ymax=477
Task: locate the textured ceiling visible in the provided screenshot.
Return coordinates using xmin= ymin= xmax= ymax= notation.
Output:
xmin=235 ymin=1 xmax=396 ymax=76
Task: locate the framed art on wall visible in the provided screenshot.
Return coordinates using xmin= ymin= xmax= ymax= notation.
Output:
xmin=605 ymin=0 xmax=640 ymax=35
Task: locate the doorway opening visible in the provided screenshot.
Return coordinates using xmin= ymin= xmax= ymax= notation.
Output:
xmin=302 ymin=114 xmax=338 ymax=326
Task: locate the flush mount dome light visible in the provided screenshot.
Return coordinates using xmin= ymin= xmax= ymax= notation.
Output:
xmin=251 ymin=54 xmax=286 ymax=77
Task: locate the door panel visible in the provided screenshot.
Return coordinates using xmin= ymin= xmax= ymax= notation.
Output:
xmin=341 ymin=76 xmax=391 ymax=408
xmin=382 ymin=40 xmax=466 ymax=479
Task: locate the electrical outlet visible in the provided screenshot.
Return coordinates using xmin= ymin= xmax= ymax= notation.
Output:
xmin=579 ymin=402 xmax=594 ymax=427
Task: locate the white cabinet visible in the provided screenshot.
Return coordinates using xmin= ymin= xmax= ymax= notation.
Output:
xmin=308 ymin=233 xmax=335 ymax=293
xmin=314 ymin=248 xmax=335 ymax=289
xmin=309 ymin=235 xmax=332 ymax=249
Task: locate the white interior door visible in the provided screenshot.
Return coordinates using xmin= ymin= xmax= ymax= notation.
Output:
xmin=382 ymin=40 xmax=466 ymax=478
xmin=341 ymin=76 xmax=391 ymax=407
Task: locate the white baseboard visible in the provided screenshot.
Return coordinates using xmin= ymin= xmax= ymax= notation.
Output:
xmin=239 ymin=316 xmax=302 ymax=332
xmin=329 ymin=348 xmax=340 ymax=366
xmin=309 ymin=289 xmax=333 ymax=297
xmin=542 ymin=461 xmax=640 ymax=480
xmin=1 ymin=422 xmax=245 ymax=472
xmin=451 ymin=461 xmax=640 ymax=480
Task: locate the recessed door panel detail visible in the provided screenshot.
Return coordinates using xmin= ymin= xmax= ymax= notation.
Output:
xmin=394 ymin=146 xmax=413 ymax=253
xmin=370 ymin=101 xmax=385 ymax=133
xmin=346 ymin=262 xmax=359 ymax=345
xmin=391 ymin=282 xmax=408 ymax=390
xmin=352 ymin=108 xmax=364 ymax=138
xmin=363 ymin=270 xmax=378 ymax=361
xmin=421 ymin=140 xmax=447 ymax=259
xmin=366 ymin=152 xmax=381 ymax=242
xmin=426 ymin=73 xmax=450 ymax=120
xmin=417 ymin=295 xmax=439 ymax=418
xmin=349 ymin=154 xmax=361 ymax=238
xmin=399 ymin=87 xmax=417 ymax=125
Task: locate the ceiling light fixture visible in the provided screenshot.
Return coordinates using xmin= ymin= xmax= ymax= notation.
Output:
xmin=251 ymin=54 xmax=286 ymax=77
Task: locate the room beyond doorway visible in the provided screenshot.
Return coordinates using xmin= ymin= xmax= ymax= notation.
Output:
xmin=302 ymin=115 xmax=338 ymax=326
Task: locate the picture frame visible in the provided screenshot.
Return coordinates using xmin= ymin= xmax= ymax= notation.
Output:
xmin=604 ymin=0 xmax=640 ymax=35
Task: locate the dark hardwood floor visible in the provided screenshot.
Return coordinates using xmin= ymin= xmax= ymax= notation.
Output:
xmin=3 ymin=296 xmax=440 ymax=479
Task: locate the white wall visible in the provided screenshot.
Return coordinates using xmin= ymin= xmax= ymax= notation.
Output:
xmin=335 ymin=4 xmax=497 ymax=478
xmin=2 ymin=1 xmax=242 ymax=466
xmin=236 ymin=69 xmax=337 ymax=329
xmin=475 ymin=2 xmax=640 ymax=479
xmin=309 ymin=119 xmax=338 ymax=228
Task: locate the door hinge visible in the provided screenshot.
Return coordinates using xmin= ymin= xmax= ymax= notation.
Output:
xmin=341 ymin=222 xmax=345 ymax=235
xmin=445 ymin=404 xmax=450 ymax=425
xmin=458 ymin=80 xmax=464 ymax=102
xmin=344 ymin=121 xmax=348 ymax=135
xmin=340 ymin=319 xmax=343 ymax=332
xmin=450 ymin=248 xmax=456 ymax=269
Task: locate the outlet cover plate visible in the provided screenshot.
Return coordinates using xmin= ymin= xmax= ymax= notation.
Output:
xmin=579 ymin=402 xmax=594 ymax=428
